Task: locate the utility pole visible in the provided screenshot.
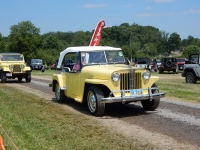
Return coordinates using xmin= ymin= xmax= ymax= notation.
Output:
xmin=130 ymin=36 xmax=132 ymax=62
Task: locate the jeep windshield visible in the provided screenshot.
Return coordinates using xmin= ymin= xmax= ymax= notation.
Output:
xmin=31 ymin=59 xmax=42 ymax=64
xmin=0 ymin=54 xmax=24 ymax=61
xmin=81 ymin=50 xmax=125 ymax=65
xmin=176 ymin=58 xmax=185 ymax=62
xmin=162 ymin=58 xmax=176 ymax=62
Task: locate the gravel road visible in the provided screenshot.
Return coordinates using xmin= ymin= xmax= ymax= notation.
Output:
xmin=5 ymin=75 xmax=200 ymax=150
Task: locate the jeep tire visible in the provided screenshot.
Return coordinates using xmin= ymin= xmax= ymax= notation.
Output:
xmin=18 ymin=76 xmax=23 ymax=82
xmin=159 ymin=69 xmax=163 ymax=74
xmin=25 ymin=73 xmax=31 ymax=82
xmin=1 ymin=71 xmax=7 ymax=83
xmin=87 ymin=86 xmax=105 ymax=116
xmin=141 ymin=84 xmax=160 ymax=110
xmin=55 ymin=82 xmax=66 ymax=103
xmin=185 ymin=72 xmax=197 ymax=83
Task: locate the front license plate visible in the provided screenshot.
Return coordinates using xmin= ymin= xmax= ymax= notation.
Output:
xmin=6 ymin=73 xmax=12 ymax=77
xmin=180 ymin=67 xmax=183 ymax=69
xmin=130 ymin=89 xmax=142 ymax=96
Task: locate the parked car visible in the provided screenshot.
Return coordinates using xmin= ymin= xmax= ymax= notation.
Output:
xmin=159 ymin=57 xmax=178 ymax=74
xmin=182 ymin=53 xmax=200 ymax=83
xmin=135 ymin=58 xmax=151 ymax=70
xmin=0 ymin=52 xmax=31 ymax=83
xmin=49 ymin=46 xmax=165 ymax=116
xmin=176 ymin=58 xmax=186 ymax=70
xmin=156 ymin=59 xmax=161 ymax=70
xmin=30 ymin=59 xmax=45 ymax=72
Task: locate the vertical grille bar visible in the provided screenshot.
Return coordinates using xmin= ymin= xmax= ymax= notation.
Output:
xmin=120 ymin=71 xmax=142 ymax=90
xmin=13 ymin=65 xmax=21 ymax=72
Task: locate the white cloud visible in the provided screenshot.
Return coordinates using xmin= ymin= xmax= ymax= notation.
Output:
xmin=82 ymin=4 xmax=109 ymax=8
xmin=153 ymin=0 xmax=175 ymax=3
xmin=136 ymin=13 xmax=161 ymax=17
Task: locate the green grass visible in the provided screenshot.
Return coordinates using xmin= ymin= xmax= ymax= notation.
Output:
xmin=0 ymin=85 xmax=148 ymax=150
xmin=152 ymin=71 xmax=200 ymax=103
xmin=31 ymin=69 xmax=57 ymax=76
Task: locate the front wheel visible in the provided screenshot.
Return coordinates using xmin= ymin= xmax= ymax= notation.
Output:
xmin=25 ymin=73 xmax=31 ymax=82
xmin=87 ymin=86 xmax=105 ymax=116
xmin=55 ymin=82 xmax=66 ymax=103
xmin=18 ymin=76 xmax=23 ymax=82
xmin=141 ymin=84 xmax=160 ymax=110
xmin=185 ymin=72 xmax=197 ymax=83
xmin=1 ymin=72 xmax=7 ymax=83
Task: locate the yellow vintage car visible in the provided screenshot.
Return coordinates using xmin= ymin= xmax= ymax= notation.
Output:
xmin=50 ymin=46 xmax=165 ymax=116
xmin=0 ymin=53 xmax=31 ymax=83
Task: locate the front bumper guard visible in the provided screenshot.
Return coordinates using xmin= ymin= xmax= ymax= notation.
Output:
xmin=101 ymin=87 xmax=165 ymax=104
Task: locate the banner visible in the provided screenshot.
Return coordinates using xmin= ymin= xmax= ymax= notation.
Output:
xmin=89 ymin=20 xmax=106 ymax=46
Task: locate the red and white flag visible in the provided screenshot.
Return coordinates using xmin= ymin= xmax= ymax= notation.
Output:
xmin=89 ymin=20 xmax=106 ymax=46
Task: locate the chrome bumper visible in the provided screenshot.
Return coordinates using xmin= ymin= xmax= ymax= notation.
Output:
xmin=101 ymin=87 xmax=165 ymax=104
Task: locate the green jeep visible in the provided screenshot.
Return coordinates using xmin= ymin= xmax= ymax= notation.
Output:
xmin=0 ymin=53 xmax=31 ymax=83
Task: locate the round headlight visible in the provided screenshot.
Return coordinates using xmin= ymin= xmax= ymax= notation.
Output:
xmin=9 ymin=65 xmax=13 ymax=70
xmin=21 ymin=65 xmax=25 ymax=69
xmin=142 ymin=71 xmax=150 ymax=80
xmin=112 ymin=72 xmax=120 ymax=82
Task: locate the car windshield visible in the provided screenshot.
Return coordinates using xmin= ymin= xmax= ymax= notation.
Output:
xmin=137 ymin=58 xmax=149 ymax=64
xmin=156 ymin=60 xmax=161 ymax=63
xmin=31 ymin=59 xmax=42 ymax=63
xmin=176 ymin=59 xmax=185 ymax=62
xmin=162 ymin=58 xmax=176 ymax=62
xmin=81 ymin=50 xmax=125 ymax=65
xmin=0 ymin=54 xmax=24 ymax=61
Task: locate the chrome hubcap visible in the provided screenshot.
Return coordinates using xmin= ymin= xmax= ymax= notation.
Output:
xmin=88 ymin=91 xmax=96 ymax=113
xmin=56 ymin=84 xmax=61 ymax=100
xmin=187 ymin=74 xmax=192 ymax=83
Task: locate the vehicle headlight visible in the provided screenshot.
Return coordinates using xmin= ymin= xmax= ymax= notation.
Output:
xmin=111 ymin=72 xmax=120 ymax=82
xmin=9 ymin=65 xmax=13 ymax=70
xmin=20 ymin=65 xmax=25 ymax=69
xmin=142 ymin=71 xmax=150 ymax=80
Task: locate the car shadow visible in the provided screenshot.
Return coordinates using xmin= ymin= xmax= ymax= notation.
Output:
xmin=0 ymin=80 xmax=28 ymax=84
xmin=51 ymin=97 xmax=156 ymax=118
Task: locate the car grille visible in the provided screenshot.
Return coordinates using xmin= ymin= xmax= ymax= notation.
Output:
xmin=120 ymin=71 xmax=141 ymax=90
xmin=13 ymin=65 xmax=21 ymax=72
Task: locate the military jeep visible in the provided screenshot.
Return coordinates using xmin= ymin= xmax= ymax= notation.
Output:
xmin=0 ymin=53 xmax=31 ymax=83
xmin=182 ymin=53 xmax=200 ymax=83
xmin=159 ymin=57 xmax=178 ymax=74
xmin=49 ymin=46 xmax=165 ymax=116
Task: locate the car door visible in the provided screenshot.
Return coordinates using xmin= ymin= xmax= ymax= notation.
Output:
xmin=66 ymin=71 xmax=81 ymax=97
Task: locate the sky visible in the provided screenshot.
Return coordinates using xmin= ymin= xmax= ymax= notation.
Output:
xmin=0 ymin=0 xmax=200 ymax=39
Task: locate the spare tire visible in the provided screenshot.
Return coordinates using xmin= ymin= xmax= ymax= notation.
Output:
xmin=165 ymin=61 xmax=172 ymax=68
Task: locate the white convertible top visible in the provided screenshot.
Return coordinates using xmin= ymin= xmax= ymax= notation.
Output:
xmin=57 ymin=46 xmax=122 ymax=68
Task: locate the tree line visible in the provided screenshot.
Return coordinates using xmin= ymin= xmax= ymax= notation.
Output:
xmin=0 ymin=21 xmax=200 ymax=65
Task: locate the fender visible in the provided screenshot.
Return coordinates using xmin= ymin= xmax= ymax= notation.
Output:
xmin=182 ymin=66 xmax=199 ymax=77
xmin=52 ymin=73 xmax=67 ymax=91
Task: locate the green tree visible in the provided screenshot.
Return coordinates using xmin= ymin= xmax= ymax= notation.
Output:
xmin=7 ymin=21 xmax=42 ymax=61
xmin=0 ymin=33 xmax=6 ymax=52
xmin=168 ymin=32 xmax=181 ymax=52
xmin=72 ymin=31 xmax=87 ymax=46
xmin=182 ymin=45 xmax=200 ymax=58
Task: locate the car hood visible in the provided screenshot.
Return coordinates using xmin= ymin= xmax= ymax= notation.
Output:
xmin=81 ymin=64 xmax=143 ymax=80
